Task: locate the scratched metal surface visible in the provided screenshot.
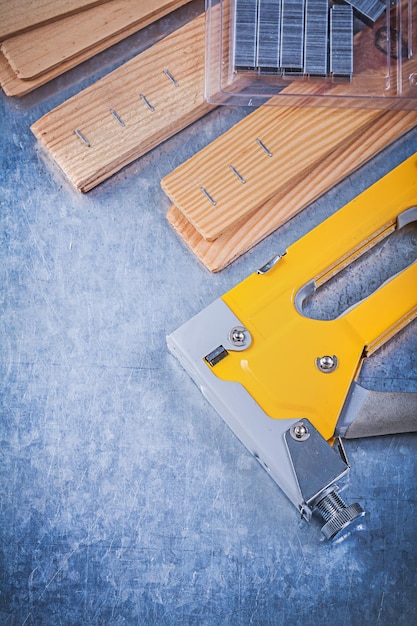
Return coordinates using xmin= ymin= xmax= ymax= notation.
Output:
xmin=1 ymin=1 xmax=417 ymax=624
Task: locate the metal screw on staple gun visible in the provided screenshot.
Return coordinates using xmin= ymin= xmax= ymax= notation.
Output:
xmin=316 ymin=355 xmax=338 ymax=373
xmin=290 ymin=422 xmax=310 ymax=441
xmin=229 ymin=326 xmax=247 ymax=346
xmin=314 ymin=489 xmax=365 ymax=540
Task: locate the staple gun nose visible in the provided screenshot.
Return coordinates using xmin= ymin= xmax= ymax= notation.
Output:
xmin=168 ymin=153 xmax=417 ymax=539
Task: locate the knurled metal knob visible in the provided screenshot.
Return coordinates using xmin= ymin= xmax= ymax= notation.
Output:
xmin=315 ymin=489 xmax=365 ymax=540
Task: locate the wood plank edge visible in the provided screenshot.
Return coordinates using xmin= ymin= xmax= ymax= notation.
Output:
xmin=164 ymin=109 xmax=382 ymax=242
xmin=2 ymin=0 xmax=192 ymax=81
xmin=32 ymin=103 xmax=215 ymax=192
xmin=0 ymin=0 xmax=112 ymax=42
xmin=166 ymin=111 xmax=417 ymax=271
xmin=0 ymin=1 xmax=197 ymax=95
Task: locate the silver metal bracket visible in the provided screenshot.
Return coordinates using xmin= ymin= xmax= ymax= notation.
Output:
xmin=284 ymin=420 xmax=365 ymax=538
xmin=257 ymin=252 xmax=287 ymax=275
xmin=284 ymin=419 xmax=349 ymax=504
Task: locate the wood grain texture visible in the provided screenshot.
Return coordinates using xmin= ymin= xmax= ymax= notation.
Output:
xmin=161 ymin=105 xmax=381 ymax=241
xmin=0 ymin=12 xmax=165 ymax=97
xmin=1 ymin=0 xmax=192 ymax=80
xmin=31 ymin=13 xmax=214 ymax=192
xmin=0 ymin=0 xmax=193 ymax=96
xmin=0 ymin=0 xmax=111 ymax=41
xmin=167 ymin=110 xmax=417 ymax=271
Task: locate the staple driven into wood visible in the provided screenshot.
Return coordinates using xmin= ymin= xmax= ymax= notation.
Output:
xmin=140 ymin=94 xmax=155 ymax=112
xmin=256 ymin=138 xmax=273 ymax=157
xmin=110 ymin=109 xmax=125 ymax=127
xmin=163 ymin=69 xmax=179 ymax=86
xmin=30 ymin=13 xmax=214 ymax=192
xmin=200 ymin=187 xmax=217 ymax=206
xmin=74 ymin=128 xmax=91 ymax=147
xmin=164 ymin=103 xmax=417 ymax=271
xmin=229 ymin=165 xmax=246 ymax=183
xmin=161 ymin=102 xmax=384 ymax=241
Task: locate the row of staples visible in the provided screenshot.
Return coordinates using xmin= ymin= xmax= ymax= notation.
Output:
xmin=233 ymin=0 xmax=386 ymax=78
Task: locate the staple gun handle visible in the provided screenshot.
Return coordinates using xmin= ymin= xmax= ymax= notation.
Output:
xmin=336 ymin=384 xmax=417 ymax=438
xmin=343 ymin=259 xmax=417 ymax=359
xmin=219 ymin=154 xmax=417 ymax=440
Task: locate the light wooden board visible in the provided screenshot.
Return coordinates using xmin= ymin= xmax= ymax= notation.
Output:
xmin=0 ymin=0 xmax=193 ymax=96
xmin=166 ymin=110 xmax=417 ymax=272
xmin=31 ymin=13 xmax=214 ymax=192
xmin=162 ymin=0 xmax=417 ymax=267
xmin=161 ymin=105 xmax=380 ymax=241
xmin=0 ymin=0 xmax=111 ymax=41
xmin=0 ymin=11 xmax=165 ymax=97
xmin=1 ymin=0 xmax=192 ymax=80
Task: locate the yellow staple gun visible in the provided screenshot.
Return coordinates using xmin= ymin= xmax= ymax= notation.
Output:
xmin=167 ymin=153 xmax=417 ymax=540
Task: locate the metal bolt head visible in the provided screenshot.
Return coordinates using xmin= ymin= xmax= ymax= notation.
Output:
xmin=229 ymin=326 xmax=247 ymax=346
xmin=294 ymin=424 xmax=307 ymax=438
xmin=316 ymin=355 xmax=338 ymax=373
xmin=290 ymin=421 xmax=310 ymax=441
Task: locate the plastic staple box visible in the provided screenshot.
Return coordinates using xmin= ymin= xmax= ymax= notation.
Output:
xmin=205 ymin=0 xmax=417 ymax=109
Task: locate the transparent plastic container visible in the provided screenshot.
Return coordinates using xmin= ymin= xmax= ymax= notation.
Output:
xmin=205 ymin=0 xmax=417 ymax=108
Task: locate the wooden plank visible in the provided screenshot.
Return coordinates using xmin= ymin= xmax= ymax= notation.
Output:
xmin=160 ymin=104 xmax=380 ymax=241
xmin=0 ymin=52 xmax=49 ymax=96
xmin=0 ymin=0 xmax=111 ymax=41
xmin=1 ymin=0 xmax=192 ymax=80
xmin=30 ymin=13 xmax=214 ymax=192
xmin=161 ymin=0 xmax=416 ymax=246
xmin=0 ymin=0 xmax=193 ymax=96
xmin=162 ymin=0 xmax=416 ymax=264
xmin=166 ymin=109 xmax=417 ymax=271
xmin=0 ymin=10 xmax=165 ymax=97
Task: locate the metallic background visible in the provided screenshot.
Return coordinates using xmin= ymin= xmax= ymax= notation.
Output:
xmin=1 ymin=1 xmax=416 ymax=623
